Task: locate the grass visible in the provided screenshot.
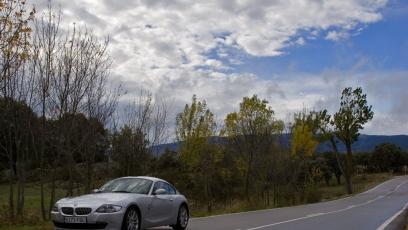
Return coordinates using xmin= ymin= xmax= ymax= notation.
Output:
xmin=0 ymin=223 xmax=52 ymax=230
xmin=0 ymin=173 xmax=393 ymax=229
xmin=319 ymin=173 xmax=392 ymax=201
xmin=192 ymin=173 xmax=393 ymax=217
xmin=0 ymin=183 xmax=65 ymax=230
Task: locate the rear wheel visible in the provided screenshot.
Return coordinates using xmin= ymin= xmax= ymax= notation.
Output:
xmin=172 ymin=204 xmax=189 ymax=230
xmin=122 ymin=207 xmax=140 ymax=230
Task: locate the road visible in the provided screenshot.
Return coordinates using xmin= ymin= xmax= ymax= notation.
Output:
xmin=152 ymin=176 xmax=408 ymax=230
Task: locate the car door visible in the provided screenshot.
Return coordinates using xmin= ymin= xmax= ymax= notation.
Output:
xmin=163 ymin=182 xmax=179 ymax=223
xmin=148 ymin=181 xmax=174 ymax=225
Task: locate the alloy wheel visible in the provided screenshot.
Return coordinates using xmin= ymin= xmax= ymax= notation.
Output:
xmin=126 ymin=209 xmax=139 ymax=230
xmin=179 ymin=206 xmax=189 ymax=228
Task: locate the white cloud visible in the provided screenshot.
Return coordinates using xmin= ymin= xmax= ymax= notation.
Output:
xmin=295 ymin=37 xmax=306 ymax=46
xmin=114 ymin=67 xmax=408 ymax=135
xmin=36 ymin=0 xmax=387 ymax=68
xmin=325 ymin=30 xmax=350 ymax=41
xmin=32 ymin=0 xmax=403 ymax=135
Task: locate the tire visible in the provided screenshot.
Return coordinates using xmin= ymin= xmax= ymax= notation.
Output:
xmin=122 ymin=207 xmax=141 ymax=230
xmin=172 ymin=204 xmax=189 ymax=230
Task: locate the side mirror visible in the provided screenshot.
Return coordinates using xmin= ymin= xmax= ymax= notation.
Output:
xmin=153 ymin=188 xmax=166 ymax=195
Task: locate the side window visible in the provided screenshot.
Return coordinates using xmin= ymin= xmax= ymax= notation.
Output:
xmin=153 ymin=181 xmax=176 ymax=195
xmin=153 ymin=182 xmax=161 ymax=192
xmin=164 ymin=182 xmax=176 ymax=195
xmin=153 ymin=182 xmax=168 ymax=194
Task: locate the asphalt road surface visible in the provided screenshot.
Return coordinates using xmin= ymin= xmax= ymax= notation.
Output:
xmin=151 ymin=176 xmax=408 ymax=230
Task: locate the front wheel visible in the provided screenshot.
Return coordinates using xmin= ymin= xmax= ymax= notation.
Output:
xmin=172 ymin=205 xmax=189 ymax=230
xmin=122 ymin=207 xmax=140 ymax=230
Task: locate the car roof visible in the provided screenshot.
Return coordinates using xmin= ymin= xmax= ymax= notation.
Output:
xmin=117 ymin=176 xmax=179 ymax=193
xmin=120 ymin=176 xmax=168 ymax=183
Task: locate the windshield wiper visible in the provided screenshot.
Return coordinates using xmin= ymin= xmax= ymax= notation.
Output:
xmin=112 ymin=190 xmax=131 ymax=193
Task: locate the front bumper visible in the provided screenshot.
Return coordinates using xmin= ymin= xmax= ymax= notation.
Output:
xmin=51 ymin=210 xmax=125 ymax=230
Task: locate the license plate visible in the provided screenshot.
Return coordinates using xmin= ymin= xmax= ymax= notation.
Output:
xmin=65 ymin=216 xmax=87 ymax=223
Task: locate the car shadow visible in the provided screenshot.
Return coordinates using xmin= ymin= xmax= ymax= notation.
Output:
xmin=146 ymin=227 xmax=192 ymax=230
xmin=146 ymin=227 xmax=172 ymax=230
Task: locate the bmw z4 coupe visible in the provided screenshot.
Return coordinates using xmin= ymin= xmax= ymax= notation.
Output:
xmin=51 ymin=176 xmax=189 ymax=230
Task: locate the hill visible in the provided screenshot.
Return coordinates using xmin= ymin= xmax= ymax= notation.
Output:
xmin=151 ymin=134 xmax=408 ymax=156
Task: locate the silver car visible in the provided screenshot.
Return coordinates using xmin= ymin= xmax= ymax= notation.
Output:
xmin=51 ymin=176 xmax=189 ymax=230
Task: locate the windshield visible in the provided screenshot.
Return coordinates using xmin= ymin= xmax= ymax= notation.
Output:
xmin=99 ymin=178 xmax=152 ymax=194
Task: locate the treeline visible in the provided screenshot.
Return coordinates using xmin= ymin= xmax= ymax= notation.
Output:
xmin=0 ymin=0 xmax=404 ymax=224
xmin=353 ymin=143 xmax=408 ymax=173
xmin=0 ymin=1 xmax=174 ymax=222
xmin=157 ymin=93 xmax=375 ymax=212
xmin=156 ymin=143 xmax=407 ymax=212
xmin=0 ymin=1 xmax=118 ymax=221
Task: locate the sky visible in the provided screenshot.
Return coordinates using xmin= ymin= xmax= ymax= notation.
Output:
xmin=36 ymin=0 xmax=408 ymax=136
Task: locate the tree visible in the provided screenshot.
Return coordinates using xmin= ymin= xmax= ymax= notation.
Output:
xmin=176 ymin=95 xmax=221 ymax=212
xmin=0 ymin=97 xmax=38 ymax=219
xmin=123 ymin=90 xmax=170 ymax=152
xmin=332 ymin=87 xmax=374 ymax=194
xmin=111 ymin=125 xmax=151 ymax=176
xmin=46 ymin=23 xmax=113 ymax=197
xmin=222 ymin=95 xmax=283 ymax=201
xmin=30 ymin=2 xmax=60 ymax=220
xmin=176 ymin=95 xmax=216 ymax=141
xmin=299 ymin=109 xmax=348 ymax=188
xmin=321 ymin=152 xmax=343 ymax=185
xmin=153 ymin=149 xmax=185 ymax=189
xmin=371 ymin=143 xmax=403 ymax=172
xmin=291 ymin=111 xmax=319 ymax=158
xmin=0 ymin=0 xmax=35 ymax=220
xmin=0 ymin=0 xmax=35 ymax=96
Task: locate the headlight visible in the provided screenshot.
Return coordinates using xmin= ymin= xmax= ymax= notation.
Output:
xmin=52 ymin=204 xmax=59 ymax=212
xmin=96 ymin=204 xmax=122 ymax=213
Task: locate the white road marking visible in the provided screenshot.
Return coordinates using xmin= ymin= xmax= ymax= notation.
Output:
xmin=306 ymin=213 xmax=324 ymax=217
xmin=376 ymin=201 xmax=408 ymax=230
xmin=362 ymin=177 xmax=398 ymax=194
xmin=244 ymin=179 xmax=408 ymax=230
xmin=193 ymin=177 xmax=398 ymax=221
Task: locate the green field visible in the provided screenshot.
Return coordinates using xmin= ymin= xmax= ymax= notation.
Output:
xmin=0 ymin=183 xmax=65 ymax=230
xmin=0 ymin=173 xmax=392 ymax=230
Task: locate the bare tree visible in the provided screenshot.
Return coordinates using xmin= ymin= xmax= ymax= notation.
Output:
xmin=0 ymin=0 xmax=35 ymax=220
xmin=31 ymin=2 xmax=60 ymax=220
xmin=82 ymin=59 xmax=120 ymax=193
xmin=111 ymin=90 xmax=171 ymax=176
xmin=124 ymin=89 xmax=171 ymax=148
xmin=47 ymin=25 xmax=114 ymax=196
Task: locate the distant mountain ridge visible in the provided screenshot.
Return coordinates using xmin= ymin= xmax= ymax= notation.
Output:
xmin=316 ymin=134 xmax=408 ymax=152
xmin=151 ymin=134 xmax=408 ymax=156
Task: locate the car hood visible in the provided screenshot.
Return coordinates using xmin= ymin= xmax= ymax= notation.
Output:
xmin=57 ymin=193 xmax=144 ymax=207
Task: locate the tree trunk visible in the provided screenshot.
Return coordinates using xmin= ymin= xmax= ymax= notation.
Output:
xmin=330 ymin=136 xmax=344 ymax=172
xmin=245 ymin=168 xmax=250 ymax=202
xmin=40 ymin=177 xmax=46 ymax=220
xmin=345 ymin=141 xmax=354 ymax=194
xmin=8 ymin=177 xmax=14 ymax=220
xmin=335 ymin=173 xmax=341 ymax=185
xmin=66 ymin=136 xmax=74 ymax=197
xmin=40 ymin=105 xmax=47 ymax=220
xmin=330 ymin=136 xmax=346 ymax=187
xmin=245 ymin=153 xmax=253 ymax=202
xmin=67 ymin=164 xmax=73 ymax=196
xmin=48 ymin=168 xmax=56 ymax=219
xmin=206 ymin=182 xmax=212 ymax=213
xmin=16 ymin=159 xmax=25 ymax=219
xmin=85 ymin=161 xmax=91 ymax=193
xmin=266 ymin=187 xmax=270 ymax=206
xmin=344 ymin=173 xmax=353 ymax=194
